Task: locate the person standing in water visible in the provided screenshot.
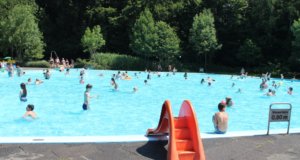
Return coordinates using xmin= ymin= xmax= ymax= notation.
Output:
xmin=184 ymin=72 xmax=187 ymax=79
xmin=16 ymin=65 xmax=23 ymax=77
xmin=82 ymin=84 xmax=97 ymax=110
xmin=288 ymin=87 xmax=293 ymax=95
xmin=7 ymin=63 xmax=14 ymax=77
xmin=20 ymin=83 xmax=27 ymax=102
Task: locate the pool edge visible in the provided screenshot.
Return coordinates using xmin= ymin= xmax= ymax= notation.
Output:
xmin=1 ymin=129 xmax=300 ymax=143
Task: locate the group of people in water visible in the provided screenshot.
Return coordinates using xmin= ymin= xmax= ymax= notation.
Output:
xmin=2 ymin=62 xmax=297 ymax=134
xmin=212 ymin=68 xmax=296 ymax=134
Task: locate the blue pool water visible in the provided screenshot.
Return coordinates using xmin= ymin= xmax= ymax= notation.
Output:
xmin=0 ymin=69 xmax=299 ymax=137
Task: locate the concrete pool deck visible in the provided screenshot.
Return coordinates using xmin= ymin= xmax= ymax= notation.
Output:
xmin=1 ymin=133 xmax=300 ymax=160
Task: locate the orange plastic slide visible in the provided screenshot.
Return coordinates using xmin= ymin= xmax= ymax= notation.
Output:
xmin=146 ymin=100 xmax=205 ymax=160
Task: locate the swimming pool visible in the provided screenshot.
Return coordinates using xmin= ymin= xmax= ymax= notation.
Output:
xmin=0 ymin=69 xmax=299 ymax=137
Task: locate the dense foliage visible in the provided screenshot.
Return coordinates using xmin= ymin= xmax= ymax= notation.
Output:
xmin=189 ymin=9 xmax=221 ymax=70
xmin=290 ymin=18 xmax=300 ymax=71
xmin=76 ymin=53 xmax=148 ymax=70
xmin=0 ymin=1 xmax=44 ymax=61
xmin=25 ymin=60 xmax=50 ymax=68
xmin=81 ymin=25 xmax=105 ymax=56
xmin=0 ymin=0 xmax=299 ymax=72
xmin=130 ymin=8 xmax=158 ymax=59
xmin=155 ymin=21 xmax=181 ymax=64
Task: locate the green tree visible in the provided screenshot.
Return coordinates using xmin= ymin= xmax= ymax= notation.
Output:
xmin=1 ymin=4 xmax=44 ymax=60
xmin=130 ymin=8 xmax=158 ymax=59
xmin=156 ymin=21 xmax=180 ymax=64
xmin=289 ymin=18 xmax=300 ymax=69
xmin=189 ymin=9 xmax=221 ymax=70
xmin=81 ymin=25 xmax=106 ymax=57
xmin=237 ymin=39 xmax=261 ymax=67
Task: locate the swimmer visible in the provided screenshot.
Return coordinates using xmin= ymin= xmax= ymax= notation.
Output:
xmin=212 ymin=102 xmax=228 ymax=134
xmin=232 ymin=83 xmax=235 ymax=88
xmin=201 ymin=78 xmax=205 ymax=84
xmin=272 ymin=90 xmax=276 ymax=96
xmin=288 ymin=87 xmax=293 ymax=95
xmin=23 ymin=104 xmax=37 ymax=119
xmin=44 ymin=69 xmax=51 ymax=79
xmin=144 ymin=80 xmax=148 ymax=85
xmin=225 ymin=97 xmax=233 ymax=107
xmin=16 ymin=65 xmax=23 ymax=77
xmin=110 ymin=78 xmax=118 ymax=90
xmin=266 ymin=89 xmax=274 ymax=96
xmin=35 ymin=79 xmax=43 ymax=85
xmin=236 ymin=88 xmax=242 ymax=93
xmin=116 ymin=71 xmax=121 ymax=80
xmin=80 ymin=76 xmax=84 ymax=84
xmin=114 ymin=82 xmax=118 ymax=90
xmin=80 ymin=69 xmax=85 ymax=77
xmin=7 ymin=63 xmax=14 ymax=77
xmin=26 ymin=78 xmax=32 ymax=85
xmin=19 ymin=83 xmax=27 ymax=102
xmin=260 ymin=80 xmax=268 ymax=90
xmin=133 ymin=86 xmax=138 ymax=93
xmin=82 ymin=84 xmax=96 ymax=110
xmin=272 ymin=81 xmax=276 ymax=87
xmin=111 ymin=78 xmax=116 ymax=86
xmin=147 ymin=73 xmax=151 ymax=80
xmin=65 ymin=68 xmax=70 ymax=75
xmin=184 ymin=72 xmax=187 ymax=79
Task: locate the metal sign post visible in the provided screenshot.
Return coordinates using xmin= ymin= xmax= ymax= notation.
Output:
xmin=267 ymin=103 xmax=292 ymax=135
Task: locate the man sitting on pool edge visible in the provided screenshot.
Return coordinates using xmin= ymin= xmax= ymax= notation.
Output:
xmin=212 ymin=102 xmax=228 ymax=134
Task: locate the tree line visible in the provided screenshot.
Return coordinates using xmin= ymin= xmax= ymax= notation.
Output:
xmin=0 ymin=0 xmax=300 ymax=72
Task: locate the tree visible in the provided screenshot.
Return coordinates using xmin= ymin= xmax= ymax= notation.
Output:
xmin=289 ymin=18 xmax=300 ymax=69
xmin=237 ymin=39 xmax=261 ymax=67
xmin=189 ymin=9 xmax=221 ymax=70
xmin=1 ymin=4 xmax=44 ymax=60
xmin=81 ymin=25 xmax=105 ymax=56
xmin=130 ymin=8 xmax=158 ymax=59
xmin=155 ymin=21 xmax=181 ymax=64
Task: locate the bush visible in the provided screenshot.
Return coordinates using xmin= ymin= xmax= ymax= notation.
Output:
xmin=74 ymin=58 xmax=96 ymax=68
xmin=25 ymin=60 xmax=50 ymax=68
xmin=78 ymin=53 xmax=150 ymax=70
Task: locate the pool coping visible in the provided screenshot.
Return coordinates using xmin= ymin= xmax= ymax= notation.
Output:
xmin=1 ymin=128 xmax=300 ymax=143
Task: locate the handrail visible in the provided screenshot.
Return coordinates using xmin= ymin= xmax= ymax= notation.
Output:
xmin=146 ymin=100 xmax=178 ymax=160
xmin=179 ymin=100 xmax=205 ymax=160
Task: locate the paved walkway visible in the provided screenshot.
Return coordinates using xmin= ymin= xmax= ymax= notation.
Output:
xmin=0 ymin=134 xmax=300 ymax=160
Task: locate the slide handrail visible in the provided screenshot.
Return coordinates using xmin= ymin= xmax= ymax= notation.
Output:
xmin=179 ymin=100 xmax=206 ymax=160
xmin=146 ymin=100 xmax=178 ymax=160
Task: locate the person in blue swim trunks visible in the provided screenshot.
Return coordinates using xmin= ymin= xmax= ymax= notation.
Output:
xmin=82 ymin=84 xmax=97 ymax=110
xmin=19 ymin=83 xmax=27 ymax=102
xmin=212 ymin=102 xmax=228 ymax=134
